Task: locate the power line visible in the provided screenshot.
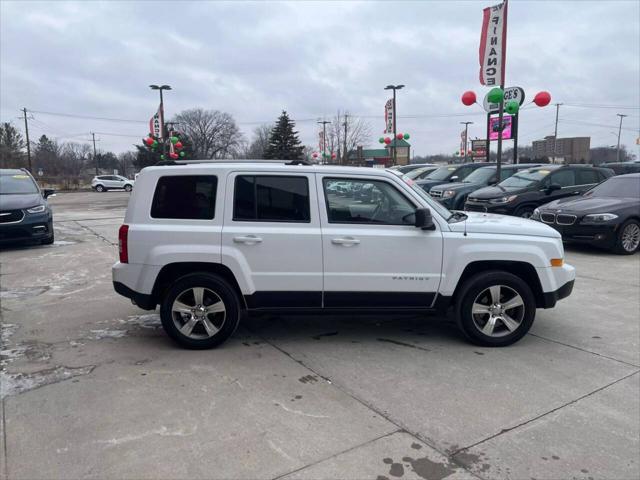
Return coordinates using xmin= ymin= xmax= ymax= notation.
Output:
xmin=29 ymin=109 xmax=147 ymax=124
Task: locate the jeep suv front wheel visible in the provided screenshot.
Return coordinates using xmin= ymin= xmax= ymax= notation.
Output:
xmin=456 ymin=271 xmax=536 ymax=347
xmin=160 ymin=273 xmax=241 ymax=349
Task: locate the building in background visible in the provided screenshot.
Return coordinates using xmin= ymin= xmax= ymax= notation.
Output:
xmin=347 ymin=139 xmax=411 ymax=167
xmin=532 ymin=136 xmax=591 ymax=163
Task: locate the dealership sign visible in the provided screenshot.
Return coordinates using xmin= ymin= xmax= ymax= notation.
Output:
xmin=479 ymin=1 xmax=507 ymax=86
xmin=384 ymin=99 xmax=394 ymax=133
xmin=489 ymin=115 xmax=513 ymax=140
xmin=483 ymin=86 xmax=524 ymax=113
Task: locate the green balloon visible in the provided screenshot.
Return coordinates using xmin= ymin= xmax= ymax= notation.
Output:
xmin=152 ymin=140 xmax=158 ymax=148
xmin=160 ymin=154 xmax=165 ymax=160
xmin=170 ymin=136 xmax=179 ymax=144
xmin=179 ymin=151 xmax=185 ymax=157
xmin=403 ymin=133 xmax=410 ymax=140
xmin=487 ymin=87 xmax=504 ymax=104
xmin=379 ymin=137 xmax=385 ymax=144
xmin=505 ymin=100 xmax=519 ymax=114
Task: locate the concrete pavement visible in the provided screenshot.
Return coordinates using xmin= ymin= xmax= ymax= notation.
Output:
xmin=1 ymin=191 xmax=638 ymax=479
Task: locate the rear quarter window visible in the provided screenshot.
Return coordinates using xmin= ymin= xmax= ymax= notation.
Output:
xmin=233 ymin=175 xmax=310 ymax=222
xmin=150 ymin=175 xmax=217 ymax=219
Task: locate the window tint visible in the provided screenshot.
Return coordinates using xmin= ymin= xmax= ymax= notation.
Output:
xmin=151 ymin=175 xmax=217 ymax=219
xmin=576 ymin=169 xmax=601 ymax=185
xmin=585 ymin=177 xmax=640 ymax=198
xmin=323 ymin=178 xmax=415 ymax=225
xmin=548 ymin=169 xmax=575 ymax=187
xmin=455 ymin=166 xmax=474 ymax=180
xmin=233 ymin=175 xmax=310 ymax=222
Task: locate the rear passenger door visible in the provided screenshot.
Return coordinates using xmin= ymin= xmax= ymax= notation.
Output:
xmin=222 ymin=173 xmax=323 ymax=308
xmin=544 ymin=169 xmax=577 ymax=201
xmin=574 ymin=169 xmax=604 ymax=194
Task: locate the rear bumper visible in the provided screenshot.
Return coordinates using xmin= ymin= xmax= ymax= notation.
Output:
xmin=113 ymin=281 xmax=156 ymax=310
xmin=540 ymin=280 xmax=575 ymax=308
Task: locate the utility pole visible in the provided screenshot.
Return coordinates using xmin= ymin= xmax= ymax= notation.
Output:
xmin=553 ymin=103 xmax=563 ymax=161
xmin=22 ymin=108 xmax=32 ymax=172
xmin=342 ymin=113 xmax=348 ymax=166
xmin=91 ymin=132 xmax=98 ymax=175
xmin=384 ymin=84 xmax=405 ymax=166
xmin=616 ymin=114 xmax=628 ymax=162
xmin=317 ymin=120 xmax=330 ymax=164
xmin=460 ymin=121 xmax=473 ymax=163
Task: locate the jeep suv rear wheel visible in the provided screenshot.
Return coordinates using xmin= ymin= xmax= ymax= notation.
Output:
xmin=456 ymin=271 xmax=536 ymax=347
xmin=160 ymin=273 xmax=241 ymax=349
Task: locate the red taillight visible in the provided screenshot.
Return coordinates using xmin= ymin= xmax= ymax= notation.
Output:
xmin=118 ymin=224 xmax=129 ymax=263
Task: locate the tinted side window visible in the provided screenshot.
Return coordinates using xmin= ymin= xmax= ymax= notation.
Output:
xmin=455 ymin=167 xmax=474 ymax=179
xmin=151 ymin=175 xmax=217 ymax=219
xmin=576 ymin=169 xmax=600 ymax=185
xmin=500 ymin=169 xmax=517 ymax=181
xmin=549 ymin=169 xmax=576 ymax=187
xmin=233 ymin=175 xmax=310 ymax=222
xmin=323 ymin=178 xmax=415 ymax=225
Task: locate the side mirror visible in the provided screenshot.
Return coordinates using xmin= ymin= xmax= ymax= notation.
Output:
xmin=415 ymin=208 xmax=436 ymax=230
xmin=43 ymin=189 xmax=55 ymax=199
xmin=546 ymin=184 xmax=561 ymax=194
xmin=450 ymin=176 xmax=459 ymax=181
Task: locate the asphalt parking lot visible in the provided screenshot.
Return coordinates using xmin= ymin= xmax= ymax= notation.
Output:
xmin=1 ymin=191 xmax=638 ymax=480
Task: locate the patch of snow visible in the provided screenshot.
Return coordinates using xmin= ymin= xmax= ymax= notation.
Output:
xmin=88 ymin=329 xmax=127 ymax=340
xmin=0 ymin=365 xmax=95 ymax=399
xmin=0 ymin=286 xmax=49 ymax=299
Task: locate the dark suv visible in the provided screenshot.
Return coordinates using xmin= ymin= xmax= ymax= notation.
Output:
xmin=465 ymin=165 xmax=614 ymax=218
xmin=430 ymin=163 xmax=540 ymax=210
xmin=0 ymin=169 xmax=55 ymax=245
xmin=415 ymin=163 xmax=496 ymax=193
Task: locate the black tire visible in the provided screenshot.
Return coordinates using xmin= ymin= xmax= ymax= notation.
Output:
xmin=41 ymin=233 xmax=54 ymax=245
xmin=515 ymin=205 xmax=536 ymax=219
xmin=160 ymin=273 xmax=241 ymax=349
xmin=124 ymin=184 xmax=133 ymax=192
xmin=95 ymin=184 xmax=105 ymax=192
xmin=455 ymin=270 xmax=536 ymax=347
xmin=612 ymin=219 xmax=640 ymax=255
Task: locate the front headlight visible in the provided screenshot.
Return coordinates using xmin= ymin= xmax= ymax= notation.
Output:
xmin=26 ymin=205 xmax=46 ymax=214
xmin=580 ymin=213 xmax=618 ymax=224
xmin=531 ymin=208 xmax=541 ymax=220
xmin=489 ymin=195 xmax=518 ymax=204
xmin=442 ymin=190 xmax=456 ymax=199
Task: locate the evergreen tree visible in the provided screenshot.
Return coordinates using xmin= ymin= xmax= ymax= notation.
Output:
xmin=264 ymin=111 xmax=304 ymax=160
xmin=0 ymin=122 xmax=26 ymax=168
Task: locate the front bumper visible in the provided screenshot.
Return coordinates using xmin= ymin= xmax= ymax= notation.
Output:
xmin=541 ymin=280 xmax=575 ymax=309
xmin=541 ymin=222 xmax=618 ymax=249
xmin=0 ymin=212 xmax=53 ymax=245
xmin=464 ymin=200 xmax=513 ymax=214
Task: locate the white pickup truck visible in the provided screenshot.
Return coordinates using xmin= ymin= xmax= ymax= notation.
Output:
xmin=112 ymin=161 xmax=575 ymax=349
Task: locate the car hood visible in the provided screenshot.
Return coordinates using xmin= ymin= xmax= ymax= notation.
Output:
xmin=432 ymin=181 xmax=482 ymax=192
xmin=469 ymin=184 xmax=523 ymax=199
xmin=540 ymin=195 xmax=637 ymax=213
xmin=0 ymin=193 xmax=43 ymax=210
xmin=449 ymin=211 xmax=560 ymax=238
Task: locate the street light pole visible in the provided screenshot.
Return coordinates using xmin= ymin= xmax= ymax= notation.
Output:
xmin=317 ymin=120 xmax=330 ymax=164
xmin=91 ymin=132 xmax=98 ymax=175
xmin=149 ymin=84 xmax=172 ymax=157
xmin=384 ymin=84 xmax=404 ymax=166
xmin=460 ymin=121 xmax=473 ymax=162
xmin=616 ymin=113 xmax=628 ymax=163
xmin=553 ymin=103 xmax=562 ymax=161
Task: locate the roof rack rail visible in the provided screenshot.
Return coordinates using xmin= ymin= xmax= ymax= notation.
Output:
xmin=153 ymin=159 xmax=315 ymax=166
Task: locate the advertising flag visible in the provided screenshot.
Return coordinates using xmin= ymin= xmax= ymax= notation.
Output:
xmin=384 ymin=99 xmax=394 ymax=134
xmin=149 ymin=104 xmax=164 ymax=139
xmin=479 ymin=1 xmax=508 ymax=86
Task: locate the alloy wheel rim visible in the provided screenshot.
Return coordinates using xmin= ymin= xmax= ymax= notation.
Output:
xmin=171 ymin=287 xmax=226 ymax=339
xmin=621 ymin=223 xmax=640 ymax=252
xmin=471 ymin=284 xmax=525 ymax=337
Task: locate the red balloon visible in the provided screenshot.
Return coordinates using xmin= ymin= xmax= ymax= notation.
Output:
xmin=384 ymin=137 xmax=391 ymax=144
xmin=174 ymin=141 xmax=183 ymax=149
xmin=396 ymin=133 xmax=404 ymax=140
xmin=533 ymin=91 xmax=551 ymax=107
xmin=145 ymin=137 xmax=154 ymax=146
xmin=461 ymin=91 xmax=477 ymax=106
xmin=331 ymin=153 xmax=337 ymax=159
xmin=169 ymin=152 xmax=179 ymax=159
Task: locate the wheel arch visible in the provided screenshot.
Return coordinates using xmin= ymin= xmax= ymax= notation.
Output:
xmin=451 ymin=260 xmax=545 ymax=308
xmin=152 ymin=262 xmax=246 ymax=309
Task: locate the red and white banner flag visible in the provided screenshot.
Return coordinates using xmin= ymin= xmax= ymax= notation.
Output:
xmin=479 ymin=1 xmax=508 ymax=86
xmin=149 ymin=104 xmax=164 ymax=139
xmin=384 ymin=99 xmax=394 ymax=133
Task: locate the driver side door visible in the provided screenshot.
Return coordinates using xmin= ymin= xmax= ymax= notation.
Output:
xmin=318 ymin=175 xmax=443 ymax=308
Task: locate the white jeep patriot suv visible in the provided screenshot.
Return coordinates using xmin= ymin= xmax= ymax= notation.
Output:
xmin=112 ymin=161 xmax=575 ymax=349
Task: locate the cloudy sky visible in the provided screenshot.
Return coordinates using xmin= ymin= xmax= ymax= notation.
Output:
xmin=1 ymin=0 xmax=638 ymax=158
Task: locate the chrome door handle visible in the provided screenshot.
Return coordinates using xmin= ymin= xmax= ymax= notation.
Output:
xmin=331 ymin=237 xmax=360 ymax=246
xmin=233 ymin=235 xmax=263 ymax=244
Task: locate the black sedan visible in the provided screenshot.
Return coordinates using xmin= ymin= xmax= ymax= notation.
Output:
xmin=532 ymin=173 xmax=640 ymax=254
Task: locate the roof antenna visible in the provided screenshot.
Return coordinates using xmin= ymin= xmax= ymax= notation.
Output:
xmin=463 ymin=214 xmax=468 ymax=237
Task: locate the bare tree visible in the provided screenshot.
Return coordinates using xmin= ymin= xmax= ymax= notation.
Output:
xmin=244 ymin=124 xmax=273 ymax=159
xmin=118 ymin=151 xmax=137 ymax=177
xmin=326 ymin=111 xmax=372 ymax=164
xmin=60 ymin=142 xmax=92 ymax=177
xmin=173 ymin=108 xmax=243 ymax=159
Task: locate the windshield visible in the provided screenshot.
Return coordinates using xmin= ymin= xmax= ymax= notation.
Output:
xmin=499 ymin=169 xmax=553 ymax=188
xmin=405 ymin=166 xmax=436 ymax=180
xmin=0 ymin=174 xmax=39 ymax=194
xmin=584 ymin=176 xmax=640 ymax=198
xmin=403 ymin=178 xmax=453 ymax=220
xmin=426 ymin=166 xmax=458 ymax=181
xmin=463 ymin=167 xmax=496 ymax=183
